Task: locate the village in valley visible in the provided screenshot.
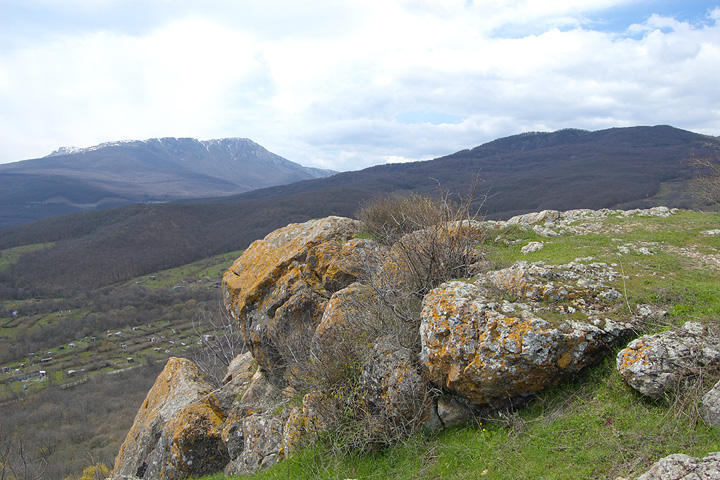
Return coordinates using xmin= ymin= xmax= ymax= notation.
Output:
xmin=0 ymin=250 xmax=241 ymax=402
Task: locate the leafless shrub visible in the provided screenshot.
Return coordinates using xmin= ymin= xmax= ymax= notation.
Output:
xmin=316 ymin=378 xmax=437 ymax=456
xmin=189 ymin=304 xmax=247 ymax=386
xmin=690 ymin=154 xmax=720 ymax=205
xmin=277 ymin=188 xmax=488 ymax=452
xmin=357 ymin=186 xmax=488 ymax=348
xmin=0 ymin=432 xmax=48 ymax=480
xmin=357 ymin=192 xmax=449 ymax=246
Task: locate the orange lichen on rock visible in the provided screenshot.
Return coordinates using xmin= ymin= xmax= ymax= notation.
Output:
xmin=163 ymin=395 xmax=229 ymax=478
xmin=112 ymin=357 xmax=229 ymax=479
xmin=220 ymin=217 xmax=365 ymax=374
xmin=420 ymin=262 xmax=632 ymax=406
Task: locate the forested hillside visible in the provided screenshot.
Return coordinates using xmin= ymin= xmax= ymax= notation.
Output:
xmin=1 ymin=126 xmax=717 ymax=297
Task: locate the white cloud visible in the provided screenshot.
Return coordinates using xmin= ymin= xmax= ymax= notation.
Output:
xmin=1 ymin=1 xmax=719 ymax=170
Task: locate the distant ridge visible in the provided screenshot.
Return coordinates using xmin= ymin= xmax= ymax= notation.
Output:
xmin=1 ymin=125 xmax=718 ymax=295
xmin=0 ymin=137 xmax=335 ymax=229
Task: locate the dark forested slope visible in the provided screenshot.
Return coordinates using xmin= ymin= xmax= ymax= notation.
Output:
xmin=1 ymin=125 xmax=717 ymax=295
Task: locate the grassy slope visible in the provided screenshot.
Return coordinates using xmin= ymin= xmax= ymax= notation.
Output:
xmin=206 ymin=209 xmax=720 ymax=480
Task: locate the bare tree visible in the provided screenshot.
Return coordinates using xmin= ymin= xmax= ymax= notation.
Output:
xmin=0 ymin=433 xmax=48 ymax=480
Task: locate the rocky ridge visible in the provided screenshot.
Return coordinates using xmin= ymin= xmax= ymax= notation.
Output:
xmin=111 ymin=207 xmax=720 ymax=479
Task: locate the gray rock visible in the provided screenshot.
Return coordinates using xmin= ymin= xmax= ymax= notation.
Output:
xmin=436 ymin=396 xmax=476 ymax=428
xmin=224 ymin=413 xmax=285 ymax=475
xmin=701 ymin=380 xmax=720 ymax=428
xmin=521 ymin=241 xmax=544 ymax=254
xmin=359 ymin=336 xmax=431 ymax=426
xmin=620 ymin=452 xmax=720 ymax=479
xmin=112 ymin=358 xmax=229 ymax=480
xmin=420 ymin=261 xmax=633 ymax=406
xmin=617 ymin=322 xmax=720 ymax=399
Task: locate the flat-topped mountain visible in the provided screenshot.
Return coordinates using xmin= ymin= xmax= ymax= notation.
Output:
xmin=0 ymin=137 xmax=335 ymax=229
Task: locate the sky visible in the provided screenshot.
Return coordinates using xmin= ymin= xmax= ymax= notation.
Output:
xmin=1 ymin=1 xmax=719 ymax=171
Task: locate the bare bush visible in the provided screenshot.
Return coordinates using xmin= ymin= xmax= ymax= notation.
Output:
xmin=0 ymin=430 xmax=48 ymax=480
xmin=690 ymin=154 xmax=720 ymax=205
xmin=358 ymin=187 xmax=488 ymax=346
xmin=189 ymin=304 xmax=247 ymax=386
xmin=357 ymin=193 xmax=449 ymax=245
xmin=275 ymin=189 xmax=487 ymax=453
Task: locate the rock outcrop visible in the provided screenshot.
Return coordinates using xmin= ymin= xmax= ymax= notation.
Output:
xmin=112 ymin=358 xmax=229 ymax=479
xmin=497 ymin=207 xmax=675 ymax=237
xmin=114 ymin=207 xmax=718 ymax=479
xmin=221 ymin=216 xmax=368 ymax=375
xmin=616 ymin=322 xmax=720 ymax=399
xmin=619 ymin=452 xmax=720 ymax=480
xmin=420 ymin=261 xmax=633 ymax=406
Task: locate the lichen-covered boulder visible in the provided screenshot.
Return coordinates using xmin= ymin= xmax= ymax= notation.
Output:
xmin=224 ymin=413 xmax=286 ymax=475
xmin=312 ymin=282 xmax=374 ymax=351
xmin=420 ymin=261 xmax=632 ymax=406
xmin=112 ymin=358 xmax=229 ymax=480
xmin=359 ymin=336 xmax=431 ymax=426
xmin=222 ymin=216 xmax=365 ymax=375
xmin=701 ymin=380 xmax=720 ymax=428
xmin=616 ymin=321 xmax=720 ymax=399
xmin=619 ymin=452 xmax=720 ymax=480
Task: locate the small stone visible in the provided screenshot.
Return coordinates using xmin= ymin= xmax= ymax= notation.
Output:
xmin=521 ymin=241 xmax=544 ymax=254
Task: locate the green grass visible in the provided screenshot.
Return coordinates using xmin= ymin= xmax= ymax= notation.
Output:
xmin=0 ymin=242 xmax=54 ymax=271
xmin=204 ymin=358 xmax=719 ymax=479
xmin=196 ymin=209 xmax=720 ymax=480
xmin=125 ymin=249 xmax=244 ymax=289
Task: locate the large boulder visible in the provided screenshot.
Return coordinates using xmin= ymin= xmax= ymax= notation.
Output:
xmin=616 ymin=321 xmax=720 ymax=399
xmin=420 ymin=261 xmax=633 ymax=406
xmin=222 ymin=217 xmax=366 ymax=375
xmin=619 ymin=452 xmax=720 ymax=480
xmin=112 ymin=358 xmax=229 ymax=480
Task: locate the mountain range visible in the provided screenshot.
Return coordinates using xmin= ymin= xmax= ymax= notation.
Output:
xmin=0 ymin=137 xmax=334 ymax=229
xmin=1 ymin=125 xmax=718 ymax=295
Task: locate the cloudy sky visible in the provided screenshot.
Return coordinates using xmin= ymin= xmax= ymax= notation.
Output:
xmin=1 ymin=1 xmax=719 ymax=171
